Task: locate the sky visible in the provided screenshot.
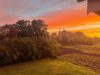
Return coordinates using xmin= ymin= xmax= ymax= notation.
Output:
xmin=0 ymin=0 xmax=100 ymax=37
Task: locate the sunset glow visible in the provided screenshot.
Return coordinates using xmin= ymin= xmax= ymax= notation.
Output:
xmin=0 ymin=0 xmax=100 ymax=37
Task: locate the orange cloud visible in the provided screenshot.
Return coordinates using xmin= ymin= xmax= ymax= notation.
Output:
xmin=39 ymin=8 xmax=100 ymax=31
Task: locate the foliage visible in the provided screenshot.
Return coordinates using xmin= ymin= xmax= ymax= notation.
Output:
xmin=0 ymin=37 xmax=59 ymax=65
xmin=0 ymin=19 xmax=59 ymax=65
xmin=0 ymin=19 xmax=48 ymax=39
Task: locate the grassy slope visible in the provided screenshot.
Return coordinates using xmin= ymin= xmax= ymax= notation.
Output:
xmin=0 ymin=58 xmax=99 ymax=75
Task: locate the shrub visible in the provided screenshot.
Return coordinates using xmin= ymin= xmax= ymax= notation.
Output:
xmin=0 ymin=37 xmax=59 ymax=65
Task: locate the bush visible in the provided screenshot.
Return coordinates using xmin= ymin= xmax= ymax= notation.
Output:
xmin=0 ymin=37 xmax=59 ymax=65
xmin=36 ymin=38 xmax=59 ymax=58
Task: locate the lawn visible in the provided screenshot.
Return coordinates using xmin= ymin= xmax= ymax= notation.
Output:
xmin=0 ymin=58 xmax=99 ymax=75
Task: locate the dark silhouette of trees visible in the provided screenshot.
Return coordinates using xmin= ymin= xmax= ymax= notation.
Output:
xmin=0 ymin=19 xmax=48 ymax=39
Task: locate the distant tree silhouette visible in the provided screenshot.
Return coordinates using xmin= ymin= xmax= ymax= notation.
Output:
xmin=52 ymin=30 xmax=98 ymax=45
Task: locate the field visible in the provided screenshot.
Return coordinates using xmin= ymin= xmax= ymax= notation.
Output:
xmin=60 ymin=54 xmax=100 ymax=73
xmin=60 ymin=45 xmax=100 ymax=73
xmin=0 ymin=58 xmax=99 ymax=75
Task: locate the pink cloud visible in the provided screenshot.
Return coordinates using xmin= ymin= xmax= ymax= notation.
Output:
xmin=38 ymin=7 xmax=87 ymax=29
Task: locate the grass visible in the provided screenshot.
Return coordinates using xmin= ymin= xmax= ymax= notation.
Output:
xmin=0 ymin=58 xmax=99 ymax=75
xmin=59 ymin=45 xmax=100 ymax=73
xmin=60 ymin=54 xmax=100 ymax=73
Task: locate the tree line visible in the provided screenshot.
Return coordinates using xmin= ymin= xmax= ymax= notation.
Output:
xmin=51 ymin=30 xmax=100 ymax=46
xmin=0 ymin=19 xmax=48 ymax=39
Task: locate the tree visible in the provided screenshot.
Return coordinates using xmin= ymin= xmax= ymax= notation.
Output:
xmin=31 ymin=19 xmax=48 ymax=37
xmin=15 ymin=20 xmax=30 ymax=37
